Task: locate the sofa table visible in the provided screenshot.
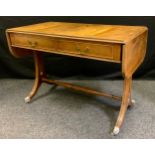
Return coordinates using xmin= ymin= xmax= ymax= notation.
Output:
xmin=6 ymin=22 xmax=148 ymax=135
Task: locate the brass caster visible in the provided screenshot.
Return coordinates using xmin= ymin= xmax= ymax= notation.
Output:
xmin=128 ymin=99 xmax=135 ymax=109
xmin=111 ymin=127 xmax=120 ymax=136
xmin=131 ymin=99 xmax=136 ymax=105
xmin=24 ymin=96 xmax=31 ymax=103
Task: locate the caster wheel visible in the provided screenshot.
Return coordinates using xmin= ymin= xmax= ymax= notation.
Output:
xmin=111 ymin=127 xmax=120 ymax=136
xmin=131 ymin=99 xmax=136 ymax=104
xmin=128 ymin=99 xmax=135 ymax=109
xmin=24 ymin=96 xmax=31 ymax=103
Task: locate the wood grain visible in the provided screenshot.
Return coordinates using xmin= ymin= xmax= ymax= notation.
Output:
xmin=9 ymin=33 xmax=121 ymax=62
xmin=7 ymin=22 xmax=147 ymax=43
xmin=122 ymin=31 xmax=148 ymax=78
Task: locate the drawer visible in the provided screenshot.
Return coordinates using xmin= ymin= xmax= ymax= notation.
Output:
xmin=9 ymin=33 xmax=57 ymax=51
xmin=9 ymin=33 xmax=121 ymax=62
xmin=58 ymin=40 xmax=121 ymax=62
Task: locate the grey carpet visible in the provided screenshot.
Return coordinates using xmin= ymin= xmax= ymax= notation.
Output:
xmin=0 ymin=79 xmax=155 ymax=139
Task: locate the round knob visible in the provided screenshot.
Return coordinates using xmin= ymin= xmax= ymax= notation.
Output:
xmin=84 ymin=47 xmax=89 ymax=53
xmin=28 ymin=41 xmax=38 ymax=48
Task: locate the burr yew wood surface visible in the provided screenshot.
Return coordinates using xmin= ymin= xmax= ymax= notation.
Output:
xmin=7 ymin=22 xmax=147 ymax=43
xmin=6 ymin=22 xmax=147 ymax=64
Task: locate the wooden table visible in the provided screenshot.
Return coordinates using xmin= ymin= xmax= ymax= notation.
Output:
xmin=6 ymin=22 xmax=148 ymax=135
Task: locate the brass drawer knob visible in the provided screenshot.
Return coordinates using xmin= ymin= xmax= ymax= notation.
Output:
xmin=75 ymin=45 xmax=81 ymax=52
xmin=28 ymin=41 xmax=38 ymax=48
xmin=83 ymin=47 xmax=90 ymax=53
xmin=75 ymin=45 xmax=90 ymax=55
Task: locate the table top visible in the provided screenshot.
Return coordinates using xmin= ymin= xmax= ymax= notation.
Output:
xmin=7 ymin=22 xmax=148 ymax=44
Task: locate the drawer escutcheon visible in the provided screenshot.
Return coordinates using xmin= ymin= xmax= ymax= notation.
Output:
xmin=28 ymin=41 xmax=38 ymax=48
xmin=75 ymin=45 xmax=90 ymax=55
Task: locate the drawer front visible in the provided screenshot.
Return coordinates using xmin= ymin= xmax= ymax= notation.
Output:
xmin=9 ymin=33 xmax=121 ymax=62
xmin=10 ymin=33 xmax=57 ymax=51
xmin=58 ymin=40 xmax=121 ymax=61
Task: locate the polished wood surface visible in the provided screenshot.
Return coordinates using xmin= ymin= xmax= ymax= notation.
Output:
xmin=122 ymin=31 xmax=148 ymax=78
xmin=7 ymin=22 xmax=147 ymax=43
xmin=6 ymin=22 xmax=148 ymax=135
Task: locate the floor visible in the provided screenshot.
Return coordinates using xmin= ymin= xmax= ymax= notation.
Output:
xmin=0 ymin=79 xmax=155 ymax=139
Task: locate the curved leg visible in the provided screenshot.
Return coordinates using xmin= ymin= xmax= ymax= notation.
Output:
xmin=112 ymin=77 xmax=132 ymax=135
xmin=25 ymin=52 xmax=45 ymax=103
xmin=24 ymin=76 xmax=41 ymax=103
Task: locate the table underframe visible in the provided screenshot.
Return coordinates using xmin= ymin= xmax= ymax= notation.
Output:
xmin=24 ymin=51 xmax=134 ymax=135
